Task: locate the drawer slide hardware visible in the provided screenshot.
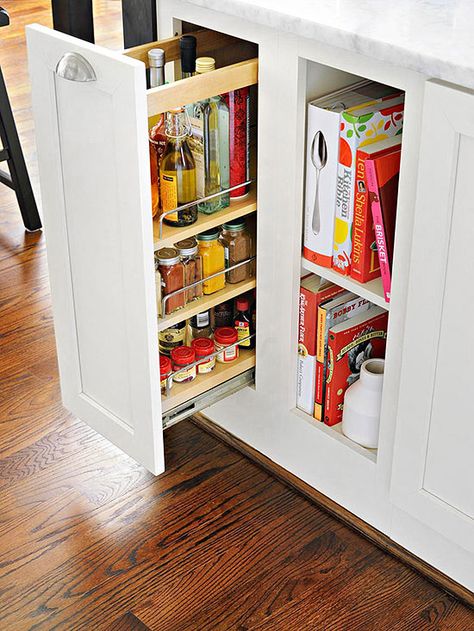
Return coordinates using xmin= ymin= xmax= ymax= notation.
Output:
xmin=162 ymin=367 xmax=254 ymax=428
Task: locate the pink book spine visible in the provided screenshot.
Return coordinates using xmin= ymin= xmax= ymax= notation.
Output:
xmin=365 ymin=159 xmax=391 ymax=303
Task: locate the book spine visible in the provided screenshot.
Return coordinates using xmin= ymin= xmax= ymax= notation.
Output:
xmin=314 ymin=306 xmax=327 ymax=421
xmin=332 ymin=128 xmax=357 ymax=276
xmin=324 ymin=338 xmax=338 ymax=426
xmin=366 ymin=159 xmax=391 ymax=302
xmin=296 ymin=286 xmax=317 ymax=415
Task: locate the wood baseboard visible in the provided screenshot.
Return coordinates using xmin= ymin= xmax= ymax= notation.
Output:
xmin=191 ymin=413 xmax=474 ymax=608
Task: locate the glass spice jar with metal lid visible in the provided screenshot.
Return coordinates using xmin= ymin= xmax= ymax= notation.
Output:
xmin=218 ymin=218 xmax=254 ymax=283
xmin=175 ymin=237 xmax=203 ymax=302
xmin=156 ymin=247 xmax=185 ymax=314
xmin=196 ymin=228 xmax=226 ymax=294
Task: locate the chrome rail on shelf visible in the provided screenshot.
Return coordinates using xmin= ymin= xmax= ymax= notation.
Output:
xmin=157 ymin=179 xmax=254 ymax=239
xmin=160 ymin=256 xmax=256 ymax=317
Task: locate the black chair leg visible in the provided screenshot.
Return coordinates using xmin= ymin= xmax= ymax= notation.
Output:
xmin=0 ymin=67 xmax=41 ymax=231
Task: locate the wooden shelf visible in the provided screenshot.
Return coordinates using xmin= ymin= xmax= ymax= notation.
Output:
xmin=301 ymin=257 xmax=389 ymax=310
xmin=162 ymin=349 xmax=255 ymax=413
xmin=158 ymin=277 xmax=256 ymax=331
xmin=293 ymin=408 xmax=377 ymax=463
xmin=153 ymin=188 xmax=257 ymax=250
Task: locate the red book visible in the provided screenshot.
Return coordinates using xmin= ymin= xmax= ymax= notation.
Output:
xmin=324 ymin=306 xmax=388 ymax=426
xmin=365 ymin=146 xmax=401 ymax=303
xmin=351 ymin=137 xmax=402 ymax=284
xmin=296 ymin=275 xmax=344 ymax=415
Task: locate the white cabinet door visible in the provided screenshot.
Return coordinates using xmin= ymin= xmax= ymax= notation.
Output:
xmin=26 ymin=25 xmax=164 ymax=474
xmin=391 ymin=80 xmax=474 ymax=551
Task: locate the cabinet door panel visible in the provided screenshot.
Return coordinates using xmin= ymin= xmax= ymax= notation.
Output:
xmin=26 ymin=25 xmax=164 ymax=474
xmin=391 ymin=80 xmax=474 ymax=551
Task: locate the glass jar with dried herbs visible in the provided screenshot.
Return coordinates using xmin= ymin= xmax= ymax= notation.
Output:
xmin=175 ymin=237 xmax=203 ymax=302
xmin=218 ymin=219 xmax=254 ymax=283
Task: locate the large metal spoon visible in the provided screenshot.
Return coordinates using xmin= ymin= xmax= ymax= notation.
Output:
xmin=311 ymin=130 xmax=328 ymax=236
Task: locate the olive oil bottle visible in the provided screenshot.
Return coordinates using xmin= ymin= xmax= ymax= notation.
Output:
xmin=160 ymin=107 xmax=198 ymax=227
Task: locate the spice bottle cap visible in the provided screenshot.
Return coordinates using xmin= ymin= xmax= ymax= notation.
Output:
xmin=156 ymin=247 xmax=180 ymax=265
xmin=191 ymin=337 xmax=215 ymax=355
xmin=160 ymin=355 xmax=172 ymax=375
xmin=214 ymin=326 xmax=238 ymax=344
xmin=171 ymin=345 xmax=195 ymax=364
xmin=175 ymin=237 xmax=198 ymax=256
xmin=197 ymin=228 xmax=219 ymax=241
xmin=196 ymin=56 xmax=216 ymax=73
xmin=180 ymin=35 xmax=197 ymax=74
xmin=236 ymin=298 xmax=249 ymax=312
xmin=223 ymin=219 xmax=246 ymax=231
xmin=148 ymin=48 xmax=165 ymax=68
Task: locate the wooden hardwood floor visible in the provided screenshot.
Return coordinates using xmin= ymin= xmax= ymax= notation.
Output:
xmin=0 ymin=2 xmax=473 ymax=629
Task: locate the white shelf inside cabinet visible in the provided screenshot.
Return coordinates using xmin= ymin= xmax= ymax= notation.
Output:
xmin=162 ymin=349 xmax=255 ymax=413
xmin=292 ymin=407 xmax=377 ymax=463
xmin=301 ymin=258 xmax=389 ymax=310
xmin=158 ymin=278 xmax=256 ymax=331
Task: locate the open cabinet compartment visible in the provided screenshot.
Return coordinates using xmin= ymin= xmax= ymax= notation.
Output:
xmin=132 ymin=23 xmax=260 ymax=423
xmin=293 ymin=57 xmax=407 ymax=464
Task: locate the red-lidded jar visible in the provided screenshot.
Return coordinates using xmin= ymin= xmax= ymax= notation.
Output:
xmin=160 ymin=355 xmax=172 ymax=395
xmin=214 ymin=327 xmax=239 ymax=363
xmin=171 ymin=346 xmax=196 ymax=383
xmin=191 ymin=337 xmax=216 ymax=374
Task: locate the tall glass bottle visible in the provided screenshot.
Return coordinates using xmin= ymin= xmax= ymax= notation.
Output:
xmin=148 ymin=48 xmax=167 ymax=217
xmin=160 ymin=107 xmax=198 ymax=227
xmin=189 ymin=57 xmax=230 ymax=214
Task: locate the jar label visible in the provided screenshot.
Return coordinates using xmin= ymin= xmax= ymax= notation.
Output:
xmin=196 ymin=311 xmax=210 ymax=327
xmin=173 ymin=365 xmax=196 ymax=383
xmin=159 ymin=328 xmax=185 ymax=344
xmin=189 ymin=116 xmax=205 ymax=199
xmin=217 ymin=344 xmax=239 ymax=362
xmin=236 ymin=322 xmax=251 ymax=347
xmin=198 ymin=356 xmax=216 ymax=373
xmin=224 ymin=246 xmax=229 ymax=269
xmin=160 ymin=172 xmax=178 ymax=220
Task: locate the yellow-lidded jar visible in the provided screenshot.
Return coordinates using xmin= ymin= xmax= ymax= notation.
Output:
xmin=196 ymin=228 xmax=226 ymax=294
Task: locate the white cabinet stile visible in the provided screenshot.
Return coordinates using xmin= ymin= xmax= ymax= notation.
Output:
xmin=391 ymin=80 xmax=474 ymax=556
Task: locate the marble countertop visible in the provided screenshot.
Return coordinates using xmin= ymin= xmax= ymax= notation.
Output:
xmin=188 ymin=0 xmax=474 ymax=89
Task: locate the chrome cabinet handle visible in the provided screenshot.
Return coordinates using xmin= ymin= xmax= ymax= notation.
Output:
xmin=55 ymin=52 xmax=96 ymax=82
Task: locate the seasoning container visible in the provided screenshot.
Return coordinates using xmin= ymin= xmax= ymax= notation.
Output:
xmin=171 ymin=346 xmax=197 ymax=383
xmin=159 ymin=321 xmax=186 ymax=356
xmin=156 ymin=247 xmax=186 ymax=314
xmin=191 ymin=337 xmax=216 ymax=374
xmin=214 ymin=326 xmax=239 ymax=363
xmin=213 ymin=301 xmax=233 ymax=328
xmin=219 ymin=219 xmax=253 ymax=283
xmin=234 ymin=297 xmax=254 ymax=348
xmin=160 ymin=355 xmax=172 ymax=395
xmin=197 ymin=229 xmax=226 ymax=294
xmin=190 ymin=310 xmax=212 ymax=340
xmin=175 ymin=238 xmax=203 ymax=302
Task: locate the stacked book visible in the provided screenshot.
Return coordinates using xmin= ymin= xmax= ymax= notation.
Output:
xmin=297 ymin=275 xmax=388 ymax=425
xmin=303 ymin=80 xmax=404 ymax=303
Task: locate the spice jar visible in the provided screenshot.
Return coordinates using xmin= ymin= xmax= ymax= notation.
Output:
xmin=175 ymin=238 xmax=203 ymax=302
xmin=214 ymin=326 xmax=239 ymax=363
xmin=156 ymin=248 xmax=186 ymax=314
xmin=160 ymin=355 xmax=172 ymax=395
xmin=219 ymin=219 xmax=253 ymax=283
xmin=191 ymin=337 xmax=216 ymax=374
xmin=159 ymin=321 xmax=186 ymax=356
xmin=197 ymin=229 xmax=226 ymax=294
xmin=171 ymin=346 xmax=197 ymax=383
xmin=212 ymin=301 xmax=233 ymax=328
xmin=190 ymin=310 xmax=212 ymax=340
